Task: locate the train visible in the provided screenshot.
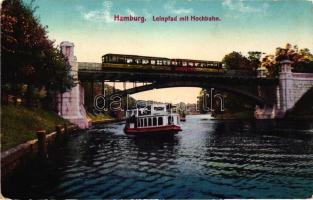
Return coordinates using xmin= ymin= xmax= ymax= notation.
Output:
xmin=102 ymin=53 xmax=226 ymax=73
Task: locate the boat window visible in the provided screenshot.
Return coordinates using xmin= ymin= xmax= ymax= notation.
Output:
xmin=168 ymin=116 xmax=173 ymax=124
xmin=144 ymin=118 xmax=147 ymax=127
xmin=148 ymin=118 xmax=152 ymax=126
xmin=158 ymin=117 xmax=163 ymax=126
xmin=153 ymin=118 xmax=157 ymax=126
xmin=154 ymin=107 xmax=164 ymax=111
xmin=137 ymin=119 xmax=141 ymax=127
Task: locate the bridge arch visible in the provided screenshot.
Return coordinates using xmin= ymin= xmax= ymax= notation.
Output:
xmin=107 ymin=81 xmax=267 ymax=106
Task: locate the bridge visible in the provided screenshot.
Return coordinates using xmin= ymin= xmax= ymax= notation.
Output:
xmin=56 ymin=41 xmax=313 ymax=128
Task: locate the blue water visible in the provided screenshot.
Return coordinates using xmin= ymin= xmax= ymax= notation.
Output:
xmin=2 ymin=115 xmax=313 ymax=198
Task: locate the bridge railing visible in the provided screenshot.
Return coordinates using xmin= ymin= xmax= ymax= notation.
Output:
xmin=78 ymin=62 xmax=102 ymax=71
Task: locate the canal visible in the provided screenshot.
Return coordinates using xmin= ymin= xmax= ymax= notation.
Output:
xmin=2 ymin=115 xmax=313 ymax=199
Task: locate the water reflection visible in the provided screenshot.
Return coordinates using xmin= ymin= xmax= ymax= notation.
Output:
xmin=2 ymin=115 xmax=313 ymax=199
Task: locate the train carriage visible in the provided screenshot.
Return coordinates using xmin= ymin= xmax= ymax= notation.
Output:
xmin=102 ymin=53 xmax=225 ymax=74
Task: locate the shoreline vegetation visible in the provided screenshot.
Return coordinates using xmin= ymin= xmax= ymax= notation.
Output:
xmin=87 ymin=112 xmax=117 ymax=124
xmin=1 ymin=105 xmax=70 ymax=151
xmin=0 ymin=105 xmax=120 ymax=152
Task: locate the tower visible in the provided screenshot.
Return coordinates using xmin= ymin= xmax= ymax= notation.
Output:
xmin=57 ymin=41 xmax=89 ymax=128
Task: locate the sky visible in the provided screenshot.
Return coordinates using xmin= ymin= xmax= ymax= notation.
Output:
xmin=25 ymin=0 xmax=313 ymax=103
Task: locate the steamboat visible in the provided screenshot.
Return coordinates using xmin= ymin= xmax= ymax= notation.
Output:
xmin=124 ymin=103 xmax=182 ymax=135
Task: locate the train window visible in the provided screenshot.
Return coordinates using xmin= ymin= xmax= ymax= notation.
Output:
xmin=200 ymin=63 xmax=206 ymax=67
xmin=126 ymin=58 xmax=133 ymax=63
xmin=118 ymin=57 xmax=125 ymax=63
xmin=188 ymin=62 xmax=194 ymax=67
xmin=157 ymin=60 xmax=163 ymax=65
xmin=151 ymin=60 xmax=156 ymax=65
xmin=182 ymin=62 xmax=187 ymax=67
xmin=163 ymin=60 xmax=170 ymax=65
xmin=135 ymin=59 xmax=142 ymax=64
xmin=194 ymin=62 xmax=199 ymax=67
xmin=153 ymin=118 xmax=157 ymax=126
xmin=112 ymin=56 xmax=117 ymax=62
xmin=158 ymin=117 xmax=163 ymax=125
xmin=148 ymin=118 xmax=152 ymax=126
xmin=144 ymin=118 xmax=147 ymax=127
xmin=171 ymin=61 xmax=177 ymax=66
xmin=142 ymin=59 xmax=149 ymax=64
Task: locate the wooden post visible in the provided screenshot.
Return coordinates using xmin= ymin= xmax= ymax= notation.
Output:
xmin=36 ymin=130 xmax=47 ymax=158
xmin=64 ymin=123 xmax=68 ymax=136
xmin=55 ymin=125 xmax=62 ymax=144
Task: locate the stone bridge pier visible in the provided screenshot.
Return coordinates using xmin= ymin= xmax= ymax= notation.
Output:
xmin=56 ymin=41 xmax=89 ymax=128
xmin=255 ymin=60 xmax=313 ymax=119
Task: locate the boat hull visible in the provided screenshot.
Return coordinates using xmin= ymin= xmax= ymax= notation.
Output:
xmin=124 ymin=125 xmax=182 ymax=135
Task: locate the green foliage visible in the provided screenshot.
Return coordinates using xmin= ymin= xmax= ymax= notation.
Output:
xmin=222 ymin=51 xmax=261 ymax=70
xmin=1 ymin=0 xmax=75 ymax=106
xmin=87 ymin=112 xmax=113 ymax=122
xmin=262 ymin=43 xmax=313 ymax=77
xmin=1 ymin=105 xmax=69 ymax=151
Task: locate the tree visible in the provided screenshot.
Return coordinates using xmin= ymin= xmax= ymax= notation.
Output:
xmin=247 ymin=51 xmax=263 ymax=70
xmin=261 ymin=43 xmax=313 ymax=77
xmin=222 ymin=51 xmax=256 ymax=70
xmin=1 ymin=0 xmax=75 ymax=107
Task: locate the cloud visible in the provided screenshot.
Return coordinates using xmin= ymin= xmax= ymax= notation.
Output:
xmin=164 ymin=1 xmax=193 ymax=15
xmin=126 ymin=9 xmax=137 ymax=16
xmin=82 ymin=0 xmax=114 ymax=23
xmin=222 ymin=0 xmax=261 ymax=13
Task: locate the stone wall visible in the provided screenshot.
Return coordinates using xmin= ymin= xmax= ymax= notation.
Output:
xmin=255 ymin=60 xmax=313 ymax=119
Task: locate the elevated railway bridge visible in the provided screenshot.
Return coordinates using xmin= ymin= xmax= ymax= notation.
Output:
xmin=56 ymin=41 xmax=313 ymax=128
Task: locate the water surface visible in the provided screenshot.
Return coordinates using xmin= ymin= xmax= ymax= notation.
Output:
xmin=3 ymin=115 xmax=313 ymax=198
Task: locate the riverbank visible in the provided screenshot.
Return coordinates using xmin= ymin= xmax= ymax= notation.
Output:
xmin=87 ymin=112 xmax=125 ymax=125
xmin=1 ymin=105 xmax=70 ymax=151
xmin=212 ymin=111 xmax=254 ymax=120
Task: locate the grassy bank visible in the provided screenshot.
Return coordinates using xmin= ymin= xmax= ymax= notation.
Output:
xmin=1 ymin=105 xmax=69 ymax=151
xmin=87 ymin=112 xmax=113 ymax=123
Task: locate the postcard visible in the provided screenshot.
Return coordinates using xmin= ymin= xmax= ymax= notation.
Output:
xmin=1 ymin=0 xmax=313 ymax=199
